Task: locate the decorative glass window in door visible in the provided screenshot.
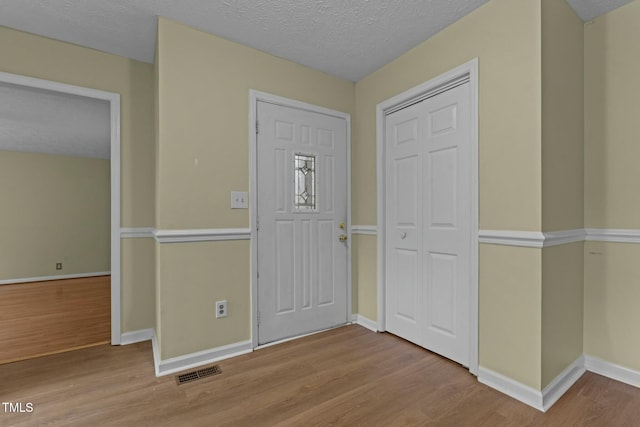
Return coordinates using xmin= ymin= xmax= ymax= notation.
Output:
xmin=294 ymin=154 xmax=316 ymax=210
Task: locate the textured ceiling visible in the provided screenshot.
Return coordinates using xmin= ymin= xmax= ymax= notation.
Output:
xmin=565 ymin=0 xmax=635 ymax=21
xmin=0 ymin=82 xmax=110 ymax=159
xmin=0 ymin=0 xmax=493 ymax=82
xmin=0 ymin=1 xmax=634 ymax=82
xmin=0 ymin=0 xmax=634 ymax=159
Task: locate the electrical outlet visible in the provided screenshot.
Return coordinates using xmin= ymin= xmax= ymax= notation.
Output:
xmin=56 ymin=263 xmax=62 ymax=270
xmin=230 ymin=191 xmax=248 ymax=209
xmin=216 ymin=300 xmax=227 ymax=318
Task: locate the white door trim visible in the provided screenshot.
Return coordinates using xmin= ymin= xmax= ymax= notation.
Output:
xmin=249 ymin=90 xmax=352 ymax=349
xmin=0 ymin=71 xmax=122 ymax=345
xmin=375 ymin=59 xmax=479 ymax=374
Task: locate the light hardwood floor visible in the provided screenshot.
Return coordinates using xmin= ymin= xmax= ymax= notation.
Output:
xmin=1 ymin=325 xmax=638 ymax=426
xmin=0 ymin=275 xmax=110 ymax=364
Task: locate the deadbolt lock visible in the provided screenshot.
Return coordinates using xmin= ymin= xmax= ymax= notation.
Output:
xmin=339 ymin=222 xmax=345 ymax=229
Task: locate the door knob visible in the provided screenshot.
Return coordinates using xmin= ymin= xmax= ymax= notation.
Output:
xmin=339 ymin=234 xmax=348 ymax=242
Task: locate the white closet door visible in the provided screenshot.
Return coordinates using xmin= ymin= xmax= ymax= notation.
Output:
xmin=385 ymin=82 xmax=471 ymax=366
xmin=385 ymin=101 xmax=424 ymax=346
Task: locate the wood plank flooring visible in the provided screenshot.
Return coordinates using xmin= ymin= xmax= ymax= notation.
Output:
xmin=0 ymin=275 xmax=110 ymax=364
xmin=1 ymin=325 xmax=639 ymax=426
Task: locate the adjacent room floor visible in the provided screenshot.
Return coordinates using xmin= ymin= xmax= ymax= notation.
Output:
xmin=1 ymin=325 xmax=638 ymax=426
xmin=0 ymin=275 xmax=111 ymax=364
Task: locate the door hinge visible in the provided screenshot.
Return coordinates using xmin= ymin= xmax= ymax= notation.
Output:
xmin=256 ymin=120 xmax=259 ymax=134
xmin=256 ymin=216 xmax=259 ymax=231
xmin=257 ymin=311 xmax=261 ymax=326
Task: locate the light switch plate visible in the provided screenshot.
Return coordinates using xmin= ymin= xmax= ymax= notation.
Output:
xmin=231 ymin=191 xmax=248 ymax=209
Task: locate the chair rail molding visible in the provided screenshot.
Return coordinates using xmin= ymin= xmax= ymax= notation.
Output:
xmin=120 ymin=228 xmax=155 ymax=239
xmin=585 ymin=228 xmax=640 ymax=244
xmin=119 ymin=227 xmax=251 ymax=243
xmin=154 ymin=228 xmax=251 ymax=243
xmin=478 ymin=228 xmax=640 ymax=247
xmin=351 ymin=225 xmax=377 ymax=236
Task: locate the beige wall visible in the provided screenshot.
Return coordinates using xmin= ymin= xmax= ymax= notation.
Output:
xmin=0 ymin=26 xmax=155 ymax=229
xmin=5 ymin=0 xmax=638 ymax=389
xmin=480 ymin=245 xmax=542 ymax=389
xmin=0 ymin=151 xmax=110 ymax=279
xmin=156 ymin=18 xmax=354 ymax=229
xmin=154 ymin=36 xmax=162 ymax=351
xmin=539 ymin=0 xmax=584 ymax=389
xmin=122 ymin=238 xmax=156 ymax=332
xmin=155 ymin=18 xmax=355 ymax=358
xmin=351 ymin=235 xmax=377 ymax=321
xmin=155 ymin=240 xmax=163 ymax=353
xmin=541 ymin=243 xmax=584 ymax=388
xmin=584 ymin=242 xmax=640 ymax=370
xmin=354 ymin=0 xmax=542 ymax=231
xmin=584 ymin=0 xmax=640 ymax=229
xmin=583 ymin=0 xmax=640 ymax=372
xmin=0 ymin=26 xmax=156 ymax=332
xmin=541 ymin=0 xmax=584 ymax=233
xmin=158 ymin=241 xmax=251 ymax=358
xmin=353 ymin=0 xmax=543 ymax=386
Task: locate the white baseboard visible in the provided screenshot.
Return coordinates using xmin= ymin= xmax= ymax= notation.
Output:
xmin=154 ymin=340 xmax=253 ymax=377
xmin=478 ymin=367 xmax=544 ymax=411
xmin=585 ymin=355 xmax=640 ymax=388
xmin=479 ymin=356 xmax=587 ymax=412
xmin=0 ymin=271 xmax=111 ymax=286
xmin=151 ymin=333 xmax=161 ymax=377
xmin=120 ymin=328 xmax=154 ymax=345
xmin=541 ymin=356 xmax=586 ymax=411
xmin=351 ymin=314 xmax=378 ymax=332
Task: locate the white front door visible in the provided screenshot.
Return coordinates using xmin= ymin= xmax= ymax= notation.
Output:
xmin=256 ymin=100 xmax=348 ymax=345
xmin=385 ymin=82 xmax=471 ymax=366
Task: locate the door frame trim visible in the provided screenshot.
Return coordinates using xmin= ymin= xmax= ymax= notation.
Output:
xmin=375 ymin=58 xmax=479 ymax=374
xmin=0 ymin=71 xmax=122 ymax=345
xmin=249 ymin=90 xmax=352 ymax=349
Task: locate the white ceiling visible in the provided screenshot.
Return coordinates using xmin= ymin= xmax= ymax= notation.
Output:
xmin=566 ymin=0 xmax=635 ymax=21
xmin=0 ymin=82 xmax=110 ymax=159
xmin=0 ymin=0 xmax=634 ymax=160
xmin=0 ymin=0 xmax=633 ymax=84
xmin=0 ymin=0 xmax=491 ymax=83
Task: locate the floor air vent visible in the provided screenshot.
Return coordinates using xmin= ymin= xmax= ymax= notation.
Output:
xmin=176 ymin=365 xmax=222 ymax=385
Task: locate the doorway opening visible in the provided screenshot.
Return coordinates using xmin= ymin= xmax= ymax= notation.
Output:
xmin=0 ymin=71 xmax=121 ymax=356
